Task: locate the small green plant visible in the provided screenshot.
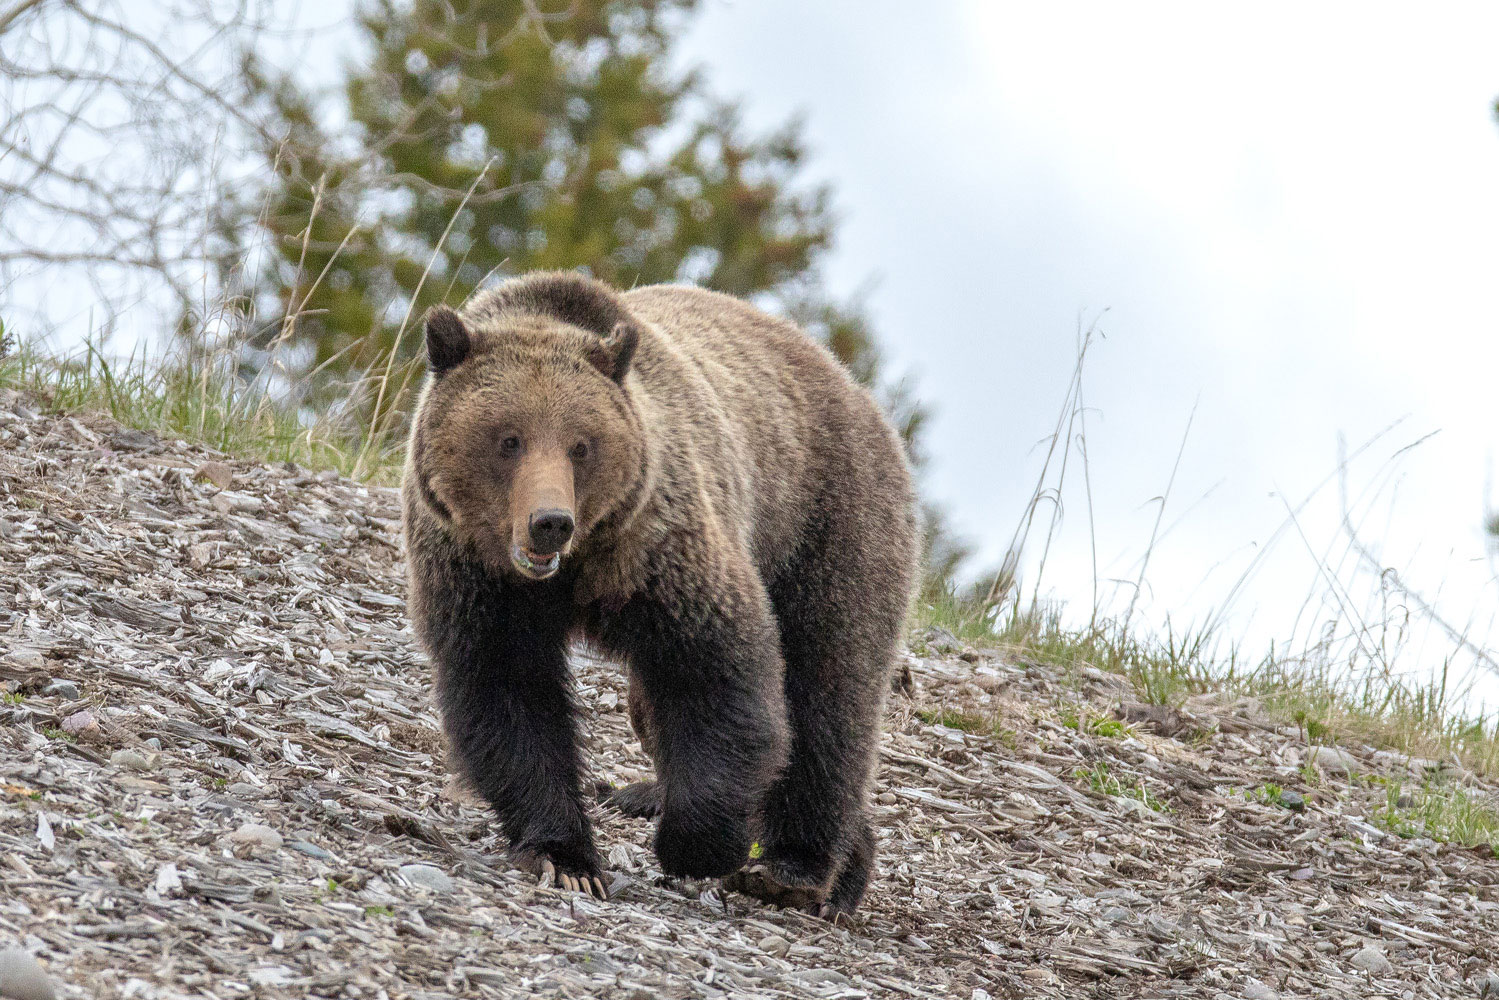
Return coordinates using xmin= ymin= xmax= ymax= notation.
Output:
xmin=1 ymin=692 xmax=23 ymax=706
xmin=1375 ymin=779 xmax=1499 ymax=848
xmin=1297 ymin=759 xmax=1323 ymax=787
xmin=916 ymin=707 xmax=988 ymax=733
xmin=1247 ymin=783 xmax=1282 ymax=805
xmin=42 ymin=727 xmax=74 ymax=743
xmin=1073 ymin=762 xmax=1168 ymax=812
xmin=1060 ymin=706 xmax=1131 ymax=739
xmin=364 ymin=905 xmax=394 ymax=918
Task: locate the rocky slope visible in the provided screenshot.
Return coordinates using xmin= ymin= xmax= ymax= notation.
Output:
xmin=1 ymin=393 xmax=1497 ymax=999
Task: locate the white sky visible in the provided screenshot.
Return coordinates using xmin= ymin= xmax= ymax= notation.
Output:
xmin=680 ymin=2 xmax=1499 ymax=695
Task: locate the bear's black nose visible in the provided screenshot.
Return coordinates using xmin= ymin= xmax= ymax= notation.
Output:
xmin=528 ymin=509 xmax=575 ymax=555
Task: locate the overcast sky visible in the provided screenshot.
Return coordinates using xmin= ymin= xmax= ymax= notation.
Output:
xmin=675 ymin=2 xmax=1499 ymax=694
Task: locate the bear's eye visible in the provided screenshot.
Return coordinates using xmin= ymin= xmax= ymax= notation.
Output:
xmin=569 ymin=440 xmax=589 ymax=461
xmin=499 ymin=434 xmax=522 ymax=457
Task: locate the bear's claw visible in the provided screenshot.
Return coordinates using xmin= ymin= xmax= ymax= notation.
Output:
xmin=516 ymin=849 xmax=609 ymax=900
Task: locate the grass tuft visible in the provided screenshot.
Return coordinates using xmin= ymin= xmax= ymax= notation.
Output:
xmin=1073 ymin=762 xmax=1168 ymax=812
xmin=1374 ymin=778 xmax=1499 ymax=849
xmin=0 ymin=334 xmax=406 ymax=482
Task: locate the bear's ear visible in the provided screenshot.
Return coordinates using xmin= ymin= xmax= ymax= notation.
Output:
xmin=425 ymin=305 xmax=470 ymax=373
xmin=587 ymin=320 xmax=639 ymax=383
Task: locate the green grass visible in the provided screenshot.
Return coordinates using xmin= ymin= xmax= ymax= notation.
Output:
xmin=1073 ymin=762 xmax=1168 ymax=812
xmin=1374 ymin=778 xmax=1499 ymax=849
xmin=913 ymin=599 xmax=1499 ymax=781
xmin=0 ymin=333 xmax=406 ymax=482
xmin=915 ymin=707 xmax=988 ymax=733
xmin=913 ymin=706 xmax=1020 ymax=747
xmin=1059 ymin=705 xmax=1131 ymax=739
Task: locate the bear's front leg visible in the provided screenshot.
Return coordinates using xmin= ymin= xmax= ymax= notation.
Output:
xmin=414 ymin=556 xmax=606 ymax=898
xmin=605 ymin=557 xmax=789 ymax=880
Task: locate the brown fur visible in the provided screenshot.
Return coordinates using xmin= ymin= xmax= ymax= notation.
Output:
xmin=403 ymin=271 xmax=918 ymax=916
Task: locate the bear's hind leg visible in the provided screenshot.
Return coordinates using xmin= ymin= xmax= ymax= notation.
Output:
xmin=753 ymin=505 xmax=912 ymax=913
xmin=815 ymin=818 xmax=875 ymax=919
xmin=601 ymin=670 xmax=664 ymax=818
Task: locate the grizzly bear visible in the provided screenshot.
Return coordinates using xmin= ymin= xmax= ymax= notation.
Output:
xmin=403 ymin=271 xmax=917 ymax=917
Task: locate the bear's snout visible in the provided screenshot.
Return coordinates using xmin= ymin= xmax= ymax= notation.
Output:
xmin=528 ymin=508 xmax=575 ymax=555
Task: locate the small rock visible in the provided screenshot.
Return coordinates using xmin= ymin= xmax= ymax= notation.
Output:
xmin=1240 ymin=977 xmax=1279 ymax=999
xmin=1278 ymin=789 xmax=1305 ymax=811
xmin=1311 ymin=747 xmax=1362 ymax=776
xmin=0 ymin=949 xmax=57 ymax=1000
xmin=153 ymin=862 xmax=183 ymax=895
xmin=288 ymin=840 xmax=334 ymax=862
xmin=1102 ymin=906 xmax=1131 ymax=923
xmin=211 ymin=491 xmax=264 ymax=515
xmin=1350 ymin=945 xmax=1393 ymax=976
xmin=1020 ymin=968 xmax=1061 ymax=987
xmin=397 ymin=863 xmax=454 ymax=893
xmin=5 ymin=648 xmax=45 ymax=671
xmin=229 ymin=823 xmax=283 ymax=853
xmin=60 ymin=710 xmax=97 ymax=736
xmin=246 ymin=967 xmax=294 ymax=988
xmin=109 ymin=428 xmax=156 ymax=452
xmin=1475 ymin=972 xmax=1499 ymax=997
xmin=41 ymin=679 xmax=79 ymax=701
xmin=916 ymin=626 xmax=964 ymax=655
xmin=109 ymin=749 xmax=152 ymax=772
xmin=194 ymin=461 xmax=235 ymax=489
xmin=757 ymin=934 xmax=790 ymax=958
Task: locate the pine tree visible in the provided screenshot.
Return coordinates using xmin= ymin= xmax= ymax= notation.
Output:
xmin=227 ymin=0 xmax=964 ymax=580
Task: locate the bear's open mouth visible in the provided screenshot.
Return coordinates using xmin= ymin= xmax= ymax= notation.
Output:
xmin=510 ymin=544 xmax=562 ymax=580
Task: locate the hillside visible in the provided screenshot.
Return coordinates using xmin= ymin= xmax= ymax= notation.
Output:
xmin=1 ymin=391 xmax=1497 ymax=999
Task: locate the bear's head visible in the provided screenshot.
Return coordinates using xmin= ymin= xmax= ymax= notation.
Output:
xmin=408 ymin=276 xmax=647 ymax=581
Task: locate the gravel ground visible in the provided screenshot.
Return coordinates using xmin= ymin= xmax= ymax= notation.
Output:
xmin=2 ymin=392 xmax=1498 ymax=999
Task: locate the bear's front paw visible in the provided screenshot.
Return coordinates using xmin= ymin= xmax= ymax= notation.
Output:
xmin=513 ymin=846 xmax=609 ymax=900
xmin=653 ymin=801 xmax=751 ymax=879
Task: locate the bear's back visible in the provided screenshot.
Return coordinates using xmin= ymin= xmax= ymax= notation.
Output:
xmin=620 ymin=283 xmax=910 ymax=575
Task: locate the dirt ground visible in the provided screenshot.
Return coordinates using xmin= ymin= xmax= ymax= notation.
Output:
xmin=1 ymin=394 xmax=1497 ymax=999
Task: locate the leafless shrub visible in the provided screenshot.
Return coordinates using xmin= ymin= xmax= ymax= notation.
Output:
xmin=0 ymin=0 xmax=280 ymax=341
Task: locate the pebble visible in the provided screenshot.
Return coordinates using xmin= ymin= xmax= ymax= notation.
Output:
xmin=1102 ymin=906 xmax=1131 ymax=923
xmin=194 ymin=461 xmax=235 ymax=489
xmin=109 ymin=749 xmax=152 ymax=772
xmin=1311 ymin=747 xmax=1362 ymax=776
xmin=229 ymin=823 xmax=283 ymax=852
xmin=60 ymin=710 xmax=97 ymax=736
xmin=211 ymin=491 xmax=264 ymax=515
xmin=757 ymin=934 xmax=790 ymax=958
xmin=41 ymin=679 xmax=79 ymax=701
xmin=397 ymin=863 xmax=455 ymax=893
xmin=1350 ymin=945 xmax=1392 ymax=976
xmin=0 ymin=949 xmax=57 ymax=1000
xmin=5 ymin=648 xmax=45 ymax=671
xmin=1240 ymin=977 xmax=1279 ymax=999
xmin=1278 ymin=789 xmax=1304 ymax=811
xmin=288 ymin=840 xmax=334 ymax=862
xmin=1476 ymin=973 xmax=1499 ymax=997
